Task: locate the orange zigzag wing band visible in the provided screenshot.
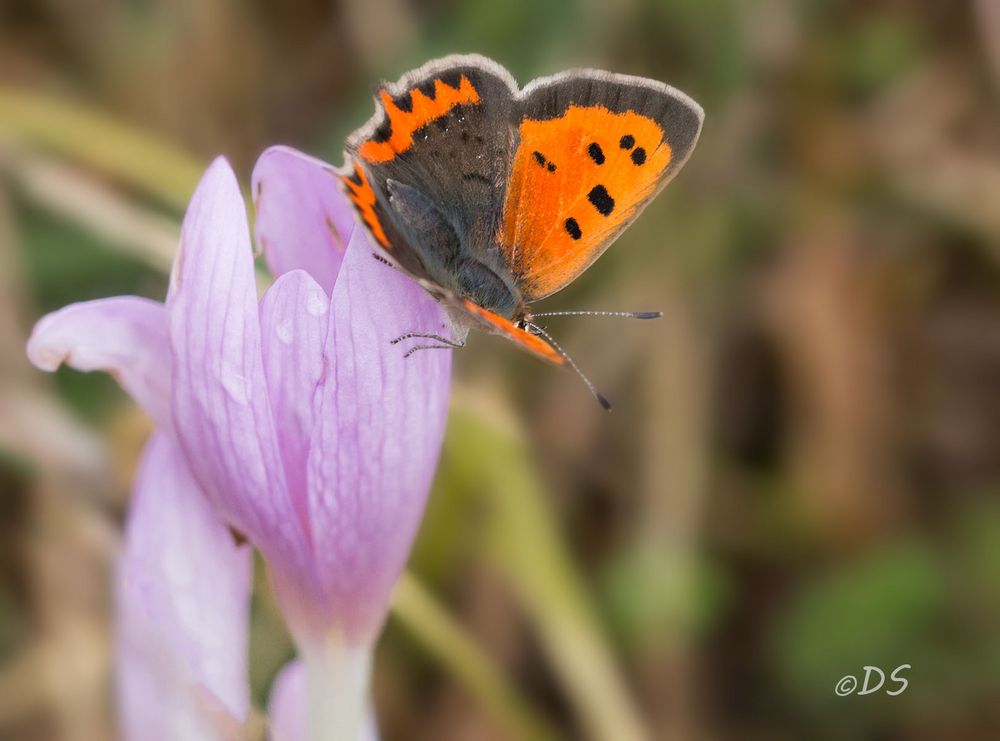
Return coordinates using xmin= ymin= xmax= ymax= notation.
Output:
xmin=358 ymin=75 xmax=480 ymax=164
xmin=340 ymin=164 xmax=390 ymax=248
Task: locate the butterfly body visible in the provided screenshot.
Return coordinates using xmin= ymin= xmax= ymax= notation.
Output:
xmin=338 ymin=55 xmax=703 ymax=363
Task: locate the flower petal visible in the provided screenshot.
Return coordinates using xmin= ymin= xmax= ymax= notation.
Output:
xmin=116 ymin=433 xmax=252 ymax=741
xmin=166 ymin=157 xmax=314 ymax=595
xmin=266 ymin=660 xmax=306 ymax=741
xmin=267 ymin=660 xmax=380 ymax=741
xmin=305 ymin=228 xmax=452 ymax=640
xmin=252 ymin=146 xmax=356 ymax=293
xmin=258 ymin=269 xmax=330 ymax=551
xmin=26 ymin=297 xmax=172 ymax=432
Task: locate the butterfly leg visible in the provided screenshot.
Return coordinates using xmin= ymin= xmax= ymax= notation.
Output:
xmin=391 ymin=331 xmax=465 ymax=359
xmin=390 ymin=332 xmax=465 ymax=348
xmin=402 ymin=343 xmax=462 ymax=359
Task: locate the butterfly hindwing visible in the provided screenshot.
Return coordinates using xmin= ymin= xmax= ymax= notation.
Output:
xmin=499 ymin=71 xmax=704 ymax=301
xmin=339 ymin=55 xmax=518 ymax=291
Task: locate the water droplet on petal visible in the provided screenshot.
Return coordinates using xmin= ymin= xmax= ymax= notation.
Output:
xmin=276 ymin=319 xmax=293 ymax=344
xmin=221 ymin=366 xmax=249 ymax=404
xmin=306 ymin=288 xmax=327 ymax=317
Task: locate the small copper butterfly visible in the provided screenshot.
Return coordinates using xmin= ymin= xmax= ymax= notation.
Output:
xmin=337 ymin=54 xmax=703 ymax=407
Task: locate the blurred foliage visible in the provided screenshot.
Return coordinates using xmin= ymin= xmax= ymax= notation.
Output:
xmin=0 ymin=89 xmax=203 ymax=213
xmin=12 ymin=191 xmax=165 ymax=425
xmin=418 ymin=401 xmax=647 ymax=740
xmin=3 ymin=0 xmax=1000 ymax=739
xmin=390 ymin=572 xmax=558 ymax=741
xmin=773 ymin=505 xmax=1000 ymax=737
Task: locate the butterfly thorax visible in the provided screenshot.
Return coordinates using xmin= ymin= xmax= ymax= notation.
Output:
xmin=377 ymin=176 xmax=522 ymax=316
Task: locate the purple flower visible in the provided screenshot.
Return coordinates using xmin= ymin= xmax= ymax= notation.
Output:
xmin=116 ymin=433 xmax=252 ymax=740
xmin=28 ymin=149 xmax=452 ymax=738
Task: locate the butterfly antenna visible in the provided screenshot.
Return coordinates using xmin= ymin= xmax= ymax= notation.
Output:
xmin=530 ymin=310 xmax=663 ymax=319
xmin=523 ymin=321 xmax=612 ymax=412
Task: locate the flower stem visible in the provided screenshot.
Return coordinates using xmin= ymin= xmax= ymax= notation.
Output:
xmin=302 ymin=636 xmax=372 ymax=741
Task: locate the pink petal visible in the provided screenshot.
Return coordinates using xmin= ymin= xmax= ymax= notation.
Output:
xmin=116 ymin=434 xmax=252 ymax=741
xmin=258 ymin=269 xmax=330 ymax=552
xmin=305 ymin=228 xmax=452 ymax=640
xmin=266 ymin=661 xmax=306 ymax=741
xmin=26 ymin=297 xmax=172 ymax=433
xmin=267 ymin=660 xmax=380 ymax=741
xmin=166 ymin=157 xmax=315 ymax=598
xmin=252 ymin=146 xmax=356 ymax=293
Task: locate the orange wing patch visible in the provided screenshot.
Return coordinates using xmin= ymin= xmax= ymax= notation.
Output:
xmin=340 ymin=163 xmax=390 ymax=248
xmin=499 ymin=106 xmax=672 ymax=300
xmin=462 ymin=300 xmax=564 ymax=365
xmin=358 ymin=76 xmax=480 ymax=164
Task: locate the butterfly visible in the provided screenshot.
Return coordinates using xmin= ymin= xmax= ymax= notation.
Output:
xmin=337 ymin=54 xmax=703 ymax=407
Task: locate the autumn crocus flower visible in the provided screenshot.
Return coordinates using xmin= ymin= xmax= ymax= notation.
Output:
xmin=116 ymin=433 xmax=252 ymax=739
xmin=28 ymin=149 xmax=452 ymax=739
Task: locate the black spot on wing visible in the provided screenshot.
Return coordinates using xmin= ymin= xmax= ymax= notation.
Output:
xmin=588 ymin=142 xmax=605 ymax=165
xmin=631 ymin=147 xmax=647 ymax=165
xmin=620 ymin=134 xmax=635 ymax=150
xmin=417 ymin=80 xmax=437 ymax=100
xmin=439 ymin=70 xmax=464 ymax=89
xmin=587 ymin=185 xmax=615 ymax=216
xmin=564 ymin=217 xmax=582 ymax=240
xmin=393 ymin=91 xmax=413 ymax=112
xmin=373 ymin=119 xmax=393 ymax=143
xmin=532 ymin=151 xmax=557 ymax=172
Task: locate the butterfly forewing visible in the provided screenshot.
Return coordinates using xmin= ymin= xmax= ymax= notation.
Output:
xmin=499 ymin=72 xmax=703 ymax=301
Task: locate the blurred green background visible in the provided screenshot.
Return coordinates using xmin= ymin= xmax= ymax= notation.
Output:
xmin=2 ymin=0 xmax=1000 ymax=739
